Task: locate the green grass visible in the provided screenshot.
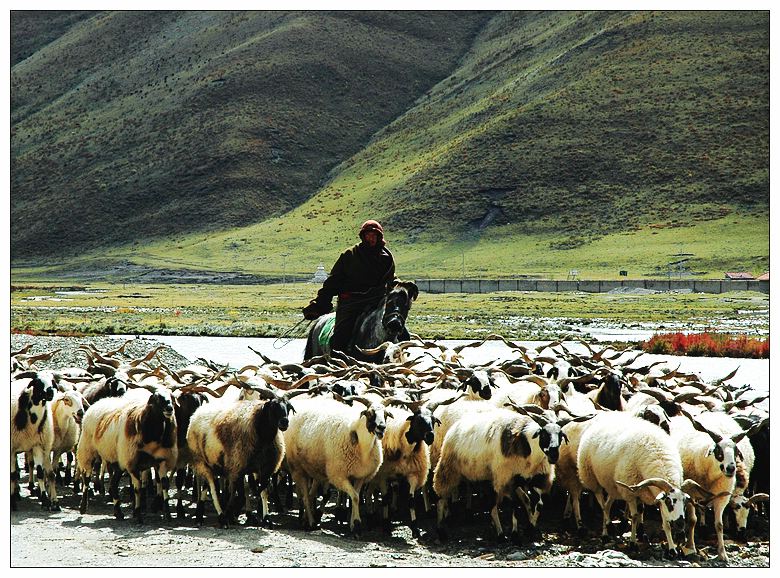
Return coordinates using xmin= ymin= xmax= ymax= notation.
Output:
xmin=10 ymin=282 xmax=768 ymax=341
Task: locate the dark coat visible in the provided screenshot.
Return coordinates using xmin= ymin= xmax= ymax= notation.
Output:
xmin=315 ymin=242 xmax=396 ymax=305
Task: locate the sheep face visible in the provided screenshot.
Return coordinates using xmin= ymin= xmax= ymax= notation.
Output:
xmin=638 ymin=405 xmax=671 ymax=434
xmin=149 ymin=388 xmax=175 ymax=419
xmin=596 ymin=373 xmax=624 ymax=410
xmin=107 ymin=377 xmax=127 ymax=397
xmin=29 ymin=374 xmax=57 ymax=406
xmin=405 ymin=409 xmax=437 ymax=446
xmin=655 ymin=488 xmax=688 ymax=536
xmin=267 ymin=398 xmax=295 ymax=432
xmin=361 ymin=405 xmax=389 ymax=439
xmin=60 ymin=391 xmax=86 ymax=424
xmin=533 ymin=422 xmax=568 ymax=465
xmin=461 ymin=371 xmax=493 ymax=400
xmin=709 ymin=439 xmax=740 ymax=478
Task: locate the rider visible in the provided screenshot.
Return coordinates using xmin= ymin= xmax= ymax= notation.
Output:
xmin=302 ymin=219 xmax=398 ymax=355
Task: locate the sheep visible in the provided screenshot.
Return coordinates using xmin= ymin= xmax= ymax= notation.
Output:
xmin=366 ymin=394 xmax=464 ymax=537
xmin=170 ymin=386 xmax=212 ymax=519
xmin=76 ymin=384 xmax=178 ymax=523
xmin=577 ymin=411 xmax=710 ymax=558
xmin=11 ymin=372 xmax=58 ymax=510
xmin=432 ymin=403 xmax=585 ymax=542
xmin=283 ymin=394 xmax=393 ymax=537
xmin=186 ymin=386 xmax=302 ymax=528
xmin=671 ymin=409 xmax=752 ymax=560
xmin=586 ymin=371 xmax=627 ymax=411
xmin=77 ymin=375 xmax=128 ymax=406
xmin=50 ymin=390 xmax=87 ymax=487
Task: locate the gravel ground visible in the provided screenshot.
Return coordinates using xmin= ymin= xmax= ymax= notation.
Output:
xmin=10 ymin=335 xmax=770 ymax=568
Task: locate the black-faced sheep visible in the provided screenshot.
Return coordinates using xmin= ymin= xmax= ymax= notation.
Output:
xmin=76 ymin=385 xmax=178 ymax=522
xmin=186 ymin=387 xmax=301 ymax=527
xmin=283 ymin=394 xmax=392 ymax=537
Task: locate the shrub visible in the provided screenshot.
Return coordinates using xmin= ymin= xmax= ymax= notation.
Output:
xmin=641 ymin=332 xmax=768 ymax=358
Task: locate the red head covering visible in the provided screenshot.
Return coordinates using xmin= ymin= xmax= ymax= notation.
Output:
xmin=359 ymin=220 xmax=384 ymax=241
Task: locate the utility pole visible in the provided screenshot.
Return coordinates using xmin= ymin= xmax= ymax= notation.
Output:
xmin=281 ymin=253 xmax=289 ymax=284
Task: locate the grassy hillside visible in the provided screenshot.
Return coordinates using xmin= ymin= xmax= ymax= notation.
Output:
xmin=10 ymin=11 xmax=768 ymax=280
xmin=11 ymin=10 xmax=491 ymax=259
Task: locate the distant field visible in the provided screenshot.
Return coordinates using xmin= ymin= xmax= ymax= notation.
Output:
xmin=10 ymin=282 xmax=768 ymax=341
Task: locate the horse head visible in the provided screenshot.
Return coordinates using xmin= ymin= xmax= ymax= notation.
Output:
xmin=382 ymin=281 xmax=419 ymax=336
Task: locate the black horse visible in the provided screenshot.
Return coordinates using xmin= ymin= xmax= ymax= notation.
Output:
xmin=304 ymin=281 xmax=418 ymax=363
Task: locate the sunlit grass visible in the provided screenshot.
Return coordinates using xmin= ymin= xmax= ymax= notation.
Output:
xmin=10 ymin=282 xmax=768 ymax=341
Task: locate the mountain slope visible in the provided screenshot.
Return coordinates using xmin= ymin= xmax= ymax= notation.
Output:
xmin=11 ymin=10 xmax=492 ymax=259
xmin=10 ymin=10 xmax=768 ymax=280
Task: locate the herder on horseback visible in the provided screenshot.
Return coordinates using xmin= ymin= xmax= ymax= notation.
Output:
xmin=302 ymin=220 xmax=407 ymax=356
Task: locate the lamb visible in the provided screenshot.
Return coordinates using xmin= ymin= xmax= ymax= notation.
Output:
xmin=432 ymin=403 xmax=584 ymax=542
xmin=186 ymin=386 xmax=301 ymax=527
xmin=283 ymin=394 xmax=393 ymax=537
xmin=671 ymin=409 xmax=752 ymax=560
xmin=11 ymin=372 xmax=58 ymax=510
xmin=50 ymin=390 xmax=87 ymax=486
xmin=577 ymin=411 xmax=709 ymax=558
xmin=76 ymin=384 xmax=178 ymax=522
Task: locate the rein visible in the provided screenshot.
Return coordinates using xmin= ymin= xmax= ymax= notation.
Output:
xmin=273 ymin=317 xmax=315 ymax=349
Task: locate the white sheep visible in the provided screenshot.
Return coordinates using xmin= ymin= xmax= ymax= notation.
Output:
xmin=11 ymin=372 xmax=58 ymax=510
xmin=577 ymin=411 xmax=709 ymax=558
xmin=282 ymin=394 xmax=392 ymax=537
xmin=671 ymin=409 xmax=752 ymax=561
xmin=50 ymin=390 xmax=87 ymax=486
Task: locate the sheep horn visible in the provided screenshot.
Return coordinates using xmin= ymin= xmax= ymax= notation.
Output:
xmin=11 ymin=344 xmax=33 ymax=357
xmin=355 ymin=342 xmax=391 ymax=355
xmin=248 ymin=346 xmax=278 ymax=365
xmin=128 ymin=345 xmax=165 ymax=368
xmin=617 ymin=478 xmax=674 ymax=494
xmin=425 ymin=393 xmax=466 ymax=414
xmin=518 ymin=374 xmax=549 ymax=387
xmin=745 ymin=493 xmax=770 ymax=507
xmin=681 ymin=478 xmax=715 ymax=501
xmin=679 ymin=408 xmax=723 ymax=443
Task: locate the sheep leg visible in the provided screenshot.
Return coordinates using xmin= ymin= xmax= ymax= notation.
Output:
xmin=242 ymin=475 xmax=259 ymax=526
xmin=407 ymin=478 xmax=422 ymax=538
xmin=597 ymin=492 xmax=615 ymax=543
xmin=490 ymin=491 xmax=506 ymax=541
xmin=570 ymin=488 xmax=586 ymax=536
xmin=157 ymin=465 xmax=173 ymax=522
xmin=713 ymin=494 xmax=730 ymax=561
xmin=26 ymin=452 xmax=37 ymax=496
xmin=202 ymin=471 xmax=227 ymax=527
xmin=175 ymin=468 xmax=187 ymax=519
xmin=681 ymin=500 xmax=698 ymax=558
xmin=109 ymin=463 xmax=124 ymax=520
xmin=64 ymin=451 xmax=74 ymax=486
xmin=291 ymin=471 xmax=316 ymax=530
xmin=331 ymin=477 xmax=363 ymax=538
xmin=378 ymin=479 xmax=392 ymax=533
xmin=11 ymin=453 xmax=20 ymax=510
xmin=626 ymin=498 xmax=641 ymax=552
xmin=32 ymin=445 xmax=58 ymax=511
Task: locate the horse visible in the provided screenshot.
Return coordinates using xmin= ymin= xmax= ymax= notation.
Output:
xmin=304 ymin=281 xmax=419 ymax=363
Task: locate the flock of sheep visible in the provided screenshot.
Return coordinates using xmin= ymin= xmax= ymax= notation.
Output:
xmin=10 ymin=336 xmax=769 ymax=564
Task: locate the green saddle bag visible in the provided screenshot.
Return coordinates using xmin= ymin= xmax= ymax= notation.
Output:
xmin=318 ymin=315 xmax=336 ymax=349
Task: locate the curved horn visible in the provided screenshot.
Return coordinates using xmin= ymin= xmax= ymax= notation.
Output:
xmin=679 ymin=408 xmax=722 ymax=443
xmin=425 ymin=392 xmax=466 ymax=414
xmin=745 ymin=493 xmax=770 ymax=507
xmin=617 ymin=478 xmax=674 ymax=494
xmin=355 ymin=342 xmax=391 ymax=355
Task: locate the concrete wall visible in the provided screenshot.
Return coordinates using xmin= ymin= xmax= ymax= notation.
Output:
xmin=414 ymin=278 xmax=769 ymax=295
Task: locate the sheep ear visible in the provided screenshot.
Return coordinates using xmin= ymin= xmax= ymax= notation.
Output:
xmin=532 ymin=429 xmax=541 ymax=439
xmin=560 ymin=431 xmax=570 ymax=445
xmin=433 ymin=416 xmax=442 ymax=427
xmin=406 ymin=415 xmax=414 ymax=422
